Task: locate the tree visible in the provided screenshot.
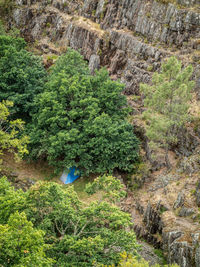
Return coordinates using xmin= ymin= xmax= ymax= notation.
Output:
xmin=0 ymin=100 xmax=29 ymax=169
xmin=140 ymin=57 xmax=194 ymax=169
xmin=0 ymin=35 xmax=26 ymax=58
xmin=23 ymin=176 xmax=139 ymax=266
xmin=0 ymin=211 xmax=53 ymax=266
xmin=0 ymin=35 xmax=46 ymax=121
xmin=0 ymin=176 xmax=26 ymax=224
xmin=29 ymin=49 xmax=139 ymax=175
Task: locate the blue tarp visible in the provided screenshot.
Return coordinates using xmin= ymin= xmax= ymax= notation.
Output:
xmin=60 ymin=167 xmax=80 ymax=184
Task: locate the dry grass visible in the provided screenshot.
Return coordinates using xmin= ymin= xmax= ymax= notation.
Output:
xmin=2 ymin=152 xmax=60 ymax=182
xmin=2 ymin=152 xmax=102 ymax=202
xmin=72 ymin=175 xmax=103 ymax=204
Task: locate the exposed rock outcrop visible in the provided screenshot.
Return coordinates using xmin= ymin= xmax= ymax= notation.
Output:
xmin=134 ymin=200 xmax=200 ymax=267
xmin=123 ymin=169 xmax=200 ymax=267
xmin=10 ymin=0 xmax=200 ymax=96
xmin=195 ymin=180 xmax=200 ymax=207
xmin=89 ymin=54 xmax=100 ymax=74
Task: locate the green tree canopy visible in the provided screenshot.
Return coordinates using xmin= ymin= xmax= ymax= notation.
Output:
xmin=0 ymin=100 xmax=29 ymax=169
xmin=0 ymin=35 xmax=46 ymax=121
xmin=140 ymin=56 xmax=194 ymax=168
xmin=0 ymin=211 xmax=53 ymax=267
xmin=25 ymin=180 xmax=139 ymax=266
xmin=0 ymin=35 xmax=26 ymax=58
xmin=29 ymin=49 xmax=139 ymax=175
xmin=0 ymin=176 xmax=26 ymax=224
xmin=0 ymin=176 xmax=139 ymax=266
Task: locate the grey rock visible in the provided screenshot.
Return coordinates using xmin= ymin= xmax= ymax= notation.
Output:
xmin=95 ymin=0 xmax=104 ymax=20
xmin=196 ymin=180 xmax=200 ymax=191
xmin=196 ymin=180 xmax=200 ymax=207
xmin=16 ymin=0 xmax=24 ymax=5
xmin=192 ymin=232 xmax=200 ymax=247
xmin=173 ymin=192 xmax=185 ymax=209
xmin=137 ymin=240 xmax=163 ymax=266
xmin=195 ymin=246 xmax=200 ymax=267
xmin=149 ymin=174 xmax=181 ymax=192
xmin=89 ymin=54 xmax=100 ymax=74
xmin=163 ymin=231 xmax=183 ymax=247
xmin=179 ymin=155 xmax=200 ymax=175
xmin=169 ymin=241 xmax=194 ymax=267
xmin=177 ymin=0 xmax=200 ymax=7
xmin=136 ymin=201 xmax=144 ymax=214
xmin=110 ymin=49 xmax=126 ymax=74
xmin=81 ymin=0 xmax=98 ymax=18
xmin=10 ymin=172 xmax=18 ymax=178
xmin=176 ymin=128 xmax=200 ymax=157
xmin=178 ymin=207 xmax=195 ymax=217
xmin=27 ymin=178 xmax=35 ymax=185
xmin=196 ymin=191 xmax=200 ymax=207
xmin=13 ymin=9 xmax=25 ymax=26
xmin=143 ymin=202 xmax=162 ymax=235
xmin=163 ymin=231 xmax=196 ymax=267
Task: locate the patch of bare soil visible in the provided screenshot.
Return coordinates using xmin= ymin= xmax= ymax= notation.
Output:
xmin=2 ymin=152 xmax=61 ymax=182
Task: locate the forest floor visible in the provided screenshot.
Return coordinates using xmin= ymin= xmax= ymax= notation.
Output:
xmin=2 ymin=152 xmax=101 ymax=203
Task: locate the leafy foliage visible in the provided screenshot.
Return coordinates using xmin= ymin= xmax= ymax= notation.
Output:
xmin=86 ymin=174 xmax=126 ymax=203
xmin=0 ymin=35 xmax=46 ymax=121
xmin=29 ymin=49 xmax=139 ymax=174
xmin=0 ymin=211 xmax=53 ymax=266
xmin=0 ymin=35 xmax=26 ymax=57
xmin=0 ymin=176 xmax=139 ymax=266
xmin=26 ymin=180 xmax=138 ymax=266
xmin=140 ymin=56 xmax=194 ymax=168
xmin=0 ymin=176 xmax=26 ymax=224
xmin=0 ymin=100 xmax=29 ymax=169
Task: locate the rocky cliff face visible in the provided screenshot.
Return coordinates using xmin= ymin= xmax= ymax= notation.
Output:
xmin=11 ymin=0 xmax=200 ymax=96
xmin=8 ymin=0 xmax=200 ymax=266
xmin=123 ymin=170 xmax=200 ymax=267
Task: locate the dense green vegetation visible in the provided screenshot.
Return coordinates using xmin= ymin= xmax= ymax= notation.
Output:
xmin=0 ymin=32 xmax=141 ymax=265
xmin=29 ymin=50 xmax=139 ymax=174
xmin=0 ymin=175 xmax=180 ymax=266
xmin=0 ymin=35 xmax=47 ymax=121
xmin=140 ymin=56 xmax=194 ymax=168
xmin=0 ymin=32 xmax=139 ymax=175
xmin=0 ymin=211 xmax=53 ymax=266
xmin=0 ymin=100 xmax=28 ymax=169
xmin=0 ymin=176 xmax=139 ymax=266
